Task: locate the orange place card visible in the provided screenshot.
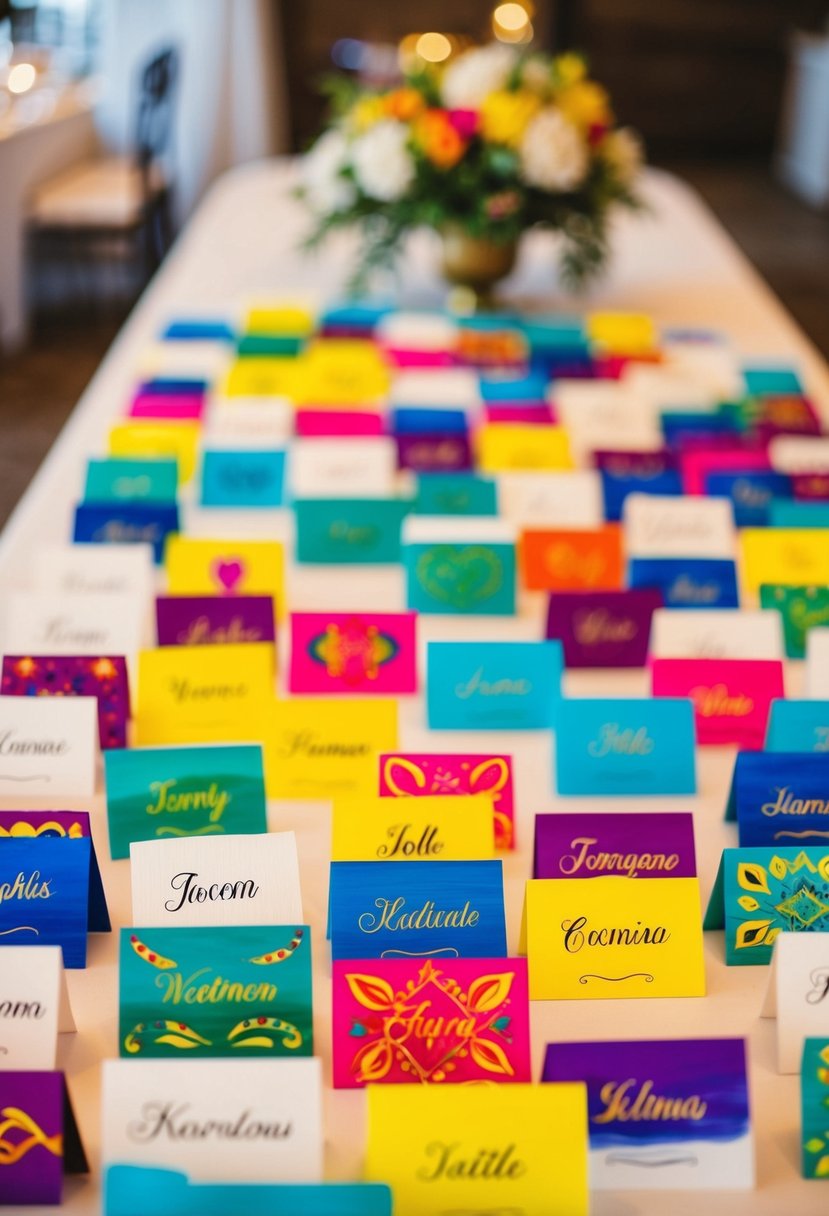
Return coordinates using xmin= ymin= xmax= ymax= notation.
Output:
xmin=520 ymin=525 xmax=624 ymax=593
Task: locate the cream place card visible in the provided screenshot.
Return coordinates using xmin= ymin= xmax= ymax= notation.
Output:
xmin=0 ymin=945 xmax=74 ymax=1068
xmin=496 ymin=471 xmax=604 ymax=528
xmin=553 ymin=380 xmax=661 ymax=455
xmin=289 ymin=437 xmax=397 ymax=499
xmin=764 ymin=933 xmax=829 ymax=1073
xmin=769 ymin=435 xmax=829 ymax=474
xmin=203 ymin=400 xmax=294 ymax=446
xmin=32 ymin=543 xmax=154 ymax=602
xmin=623 ymin=494 xmax=736 ymax=558
xmin=0 ymin=695 xmax=96 ymax=796
xmin=650 ymin=608 xmax=784 ymax=661
xmin=389 ymin=367 xmax=480 ymax=408
xmin=621 ymin=362 xmax=720 ymax=412
xmin=3 ymin=591 xmax=146 ymax=659
xmin=102 ymin=1058 xmax=323 ymax=1181
xmin=130 ymin=832 xmax=302 ymax=927
xmin=806 ymin=629 xmax=829 ymax=698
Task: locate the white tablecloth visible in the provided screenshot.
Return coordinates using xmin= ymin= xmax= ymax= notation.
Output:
xmin=5 ymin=162 xmax=829 ymax=1215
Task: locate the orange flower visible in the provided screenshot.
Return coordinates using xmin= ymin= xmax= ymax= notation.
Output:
xmin=415 ymin=108 xmax=466 ymax=169
xmin=384 ymin=88 xmax=425 ymax=122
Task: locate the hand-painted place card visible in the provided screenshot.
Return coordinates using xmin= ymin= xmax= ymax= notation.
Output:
xmin=554 ymin=697 xmax=696 ymax=795
xmin=74 ymin=502 xmax=180 ymax=564
xmin=328 ymin=860 xmax=506 ymax=961
xmin=534 ymin=812 xmax=698 ymax=881
xmin=0 ymin=695 xmax=97 ymax=797
xmin=0 ymin=945 xmax=73 ymax=1069
xmin=766 ymin=699 xmax=829 ymax=752
xmin=164 ymin=537 xmax=286 ymax=618
xmin=521 ymin=525 xmax=624 ymax=592
xmin=623 ymin=493 xmax=736 ymax=559
xmin=130 ymin=832 xmax=302 ymax=927
xmin=543 ymin=1038 xmax=753 ymax=1190
xmin=379 ymin=752 xmax=515 ymax=850
xmin=0 ymin=1071 xmax=88 ymax=1204
xmin=288 ymin=612 xmax=416 ymax=695
xmin=704 ymin=846 xmax=829 ymax=964
xmin=628 ymin=557 xmax=740 ymax=609
xmin=155 ymin=595 xmax=276 ymax=647
xmin=119 ymin=924 xmax=313 ymax=1058
xmin=3 ymin=592 xmax=144 ymax=662
xmin=725 ymin=751 xmax=829 ymax=847
xmin=104 ymin=743 xmax=267 ymax=860
xmin=426 ymin=640 xmax=562 ymax=731
xmin=801 ymin=1038 xmax=829 ymax=1178
xmin=760 ymin=584 xmax=829 ymax=658
xmin=331 ymin=795 xmax=493 ymax=862
xmin=402 ymin=518 xmax=516 ymax=615
xmin=200 ymin=449 xmax=285 ymax=508
xmin=652 ymin=657 xmax=784 ymax=748
xmin=413 ymin=473 xmax=497 ymax=517
xmin=365 ymin=1082 xmax=588 ymax=1216
xmin=763 ymin=933 xmax=829 ymax=1073
xmin=649 ymin=607 xmax=784 ymax=660
xmin=293 ymin=498 xmax=409 ymax=565
xmin=331 ymin=956 xmax=530 ymax=1088
xmin=1 ymin=655 xmax=130 ymax=750
xmin=546 ymin=589 xmax=662 ymax=668
xmin=102 ymin=1058 xmax=322 ymax=1181
xmin=104 ymin=1166 xmax=392 ymax=1216
xmin=85 ymin=456 xmax=179 ymax=504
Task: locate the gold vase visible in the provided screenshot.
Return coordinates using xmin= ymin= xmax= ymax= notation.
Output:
xmin=439 ymin=226 xmax=518 ymax=295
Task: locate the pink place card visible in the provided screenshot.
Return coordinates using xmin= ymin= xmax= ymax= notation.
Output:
xmin=128 ymin=392 xmax=204 ymax=420
xmin=383 ymin=348 xmax=456 ymax=368
xmin=485 ymin=403 xmax=555 ymax=425
xmin=651 ymin=656 xmax=784 ymax=749
xmin=295 ymin=409 xmax=384 ymax=437
xmin=288 ymin=611 xmax=417 ymax=695
xmin=331 ymin=956 xmax=530 ymax=1088
xmin=680 ymin=447 xmax=771 ymax=496
xmin=379 ymin=752 xmax=515 ymax=849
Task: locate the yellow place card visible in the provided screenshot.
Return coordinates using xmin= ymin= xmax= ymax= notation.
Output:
xmin=477 ymin=423 xmax=572 ymax=472
xmin=741 ymin=527 xmax=829 ymax=591
xmin=223 ymin=357 xmax=301 ymax=398
xmin=165 ymin=537 xmax=286 ymax=618
xmin=245 ymin=302 xmax=315 ymax=336
xmin=521 ymin=876 xmax=706 ymax=1000
xmin=366 ymin=1083 xmax=588 ymax=1216
xmin=262 ymin=698 xmax=398 ymax=800
xmin=587 ymin=311 xmax=657 ymax=356
xmin=331 ymin=794 xmax=494 ymax=862
xmin=293 ymin=340 xmax=390 ymax=405
xmin=108 ymin=421 xmax=200 ymax=484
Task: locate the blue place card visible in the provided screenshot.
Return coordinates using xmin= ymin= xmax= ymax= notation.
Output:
xmin=200 ymin=449 xmax=285 ymax=507
xmin=706 ymin=471 xmax=792 ymax=527
xmin=553 ymin=697 xmax=696 ymax=795
xmin=661 ymin=413 xmax=737 ymax=446
xmin=162 ymin=320 xmax=236 ymax=342
xmin=391 ymin=407 xmax=468 ymax=434
xmin=766 ymin=699 xmax=829 ymax=753
xmin=73 ymin=501 xmax=180 ymax=564
xmin=85 ymin=457 xmax=179 ymax=504
xmin=479 ymin=370 xmax=549 ymax=401
xmin=413 ymin=473 xmax=498 ymax=517
xmin=294 ymin=499 xmax=409 ymax=564
xmin=138 ymin=377 xmax=208 ymax=395
xmin=328 ymin=860 xmax=506 ymax=961
xmin=628 ymin=557 xmax=740 ymax=609
xmin=725 ymin=750 xmax=829 ymax=847
xmin=0 ymin=836 xmax=103 ymax=968
xmin=427 ymin=640 xmax=562 ymax=730
xmin=600 ymin=468 xmax=683 ymax=523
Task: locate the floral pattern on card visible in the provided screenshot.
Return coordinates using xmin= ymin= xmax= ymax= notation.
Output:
xmin=380 ymin=753 xmax=515 ymax=849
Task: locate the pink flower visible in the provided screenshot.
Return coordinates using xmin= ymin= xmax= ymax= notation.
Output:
xmin=485 ymin=190 xmax=520 ymax=219
xmin=448 ymin=109 xmax=479 ymax=140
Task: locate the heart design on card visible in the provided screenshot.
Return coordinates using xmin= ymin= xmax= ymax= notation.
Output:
xmin=416 ymin=545 xmax=503 ymax=609
xmin=211 ymin=557 xmax=245 ymax=593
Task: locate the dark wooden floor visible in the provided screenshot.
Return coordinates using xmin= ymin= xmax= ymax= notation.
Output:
xmin=0 ymin=161 xmax=828 ymax=529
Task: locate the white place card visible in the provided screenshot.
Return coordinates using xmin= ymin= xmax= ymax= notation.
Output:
xmin=137 ymin=339 xmax=233 ymax=380
xmin=650 ymin=608 xmax=784 ymax=660
xmin=621 ymin=363 xmax=719 ymax=412
xmin=661 ymin=343 xmax=743 ymax=402
xmin=289 ymin=437 xmax=397 ymax=500
xmin=763 ymin=933 xmax=829 ymax=1073
xmin=180 ymin=504 xmax=292 ymax=542
xmin=389 ymin=368 xmax=481 ymax=408
xmin=0 ymin=695 xmax=97 ymax=797
xmin=203 ymin=400 xmax=294 ymax=446
xmin=102 ymin=1058 xmax=323 ymax=1182
xmin=769 ymin=436 xmax=829 ymax=474
xmin=623 ymin=493 xmax=736 ymax=559
xmin=806 ymin=629 xmax=829 ymax=699
xmin=3 ymin=591 xmax=146 ymax=659
xmin=401 ymin=515 xmax=516 ymax=545
xmin=378 ymin=311 xmax=458 ymax=353
xmin=552 ymin=381 xmax=662 ymax=455
xmin=130 ymin=832 xmax=303 ymax=927
xmin=33 ymin=543 xmax=154 ymax=602
xmin=496 ymin=471 xmax=604 ymax=528
xmin=0 ymin=945 xmax=73 ymax=1069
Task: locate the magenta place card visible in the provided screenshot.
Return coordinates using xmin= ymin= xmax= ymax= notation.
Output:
xmin=1 ymin=654 xmax=129 ymax=750
xmin=289 ymin=611 xmax=417 ymax=695
xmin=128 ymin=391 xmax=204 ymax=420
xmin=295 ymin=409 xmax=384 ymax=437
xmin=379 ymin=752 xmax=515 ymax=850
xmin=534 ymin=811 xmax=697 ymax=880
xmin=651 ymin=657 xmax=785 ymax=749
xmin=546 ymin=589 xmax=662 ymax=668
xmin=155 ymin=594 xmax=276 ymax=647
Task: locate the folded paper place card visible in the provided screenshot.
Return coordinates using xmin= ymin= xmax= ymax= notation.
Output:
xmin=288 ymin=612 xmax=417 ymax=695
xmin=766 ymin=699 xmax=829 ymax=752
xmin=0 ymin=944 xmax=72 ymax=1069
xmin=651 ymin=657 xmax=783 ymax=749
xmin=546 ymin=589 xmax=662 ymax=668
xmin=379 ymin=752 xmax=515 ymax=851
xmin=801 ymin=1037 xmax=829 ymax=1178
xmin=293 ymin=498 xmax=408 ymax=565
xmin=649 ymin=608 xmax=784 ymax=661
xmin=521 ymin=525 xmax=624 ymax=592
xmin=496 ymin=470 xmax=604 ymax=528
xmin=0 ymin=1070 xmax=88 ymax=1204
xmin=85 ymin=456 xmax=178 ymax=503
xmin=760 ymin=584 xmax=829 ymax=659
xmin=331 ymin=956 xmax=530 ymax=1087
xmin=108 ymin=420 xmax=200 ymax=482
xmin=553 ymin=697 xmax=696 ymax=795
xmin=200 ymin=448 xmax=285 ymax=508
xmin=543 ymin=1038 xmax=753 ymax=1190
xmin=331 ymin=794 xmax=493 ymax=862
xmin=289 ymin=437 xmax=397 ymax=499
xmin=807 ymin=628 xmax=829 ymax=698
xmin=534 ymin=811 xmax=698 ymax=881
xmin=741 ymin=528 xmax=829 ymax=591
xmin=164 ymin=537 xmax=286 ymax=618
xmin=1 ymin=655 xmax=130 ymax=751
xmin=402 ymin=518 xmax=516 ymax=615
xmin=130 ymin=832 xmax=302 ymax=926
xmin=0 ymin=695 xmax=97 ymax=798
xmin=33 ymin=543 xmax=154 ymax=601
xmin=155 ymin=595 xmax=276 ymax=648
xmin=623 ymin=493 xmax=736 ymax=558
xmin=628 ymin=557 xmax=740 ymax=609
xmin=102 ymin=1057 xmax=322 ymax=1182
xmin=763 ymin=933 xmax=829 ymax=1073
xmin=3 ymin=592 xmax=145 ymax=661
xmin=414 ymin=472 xmax=497 ymax=517
xmin=426 ymin=640 xmax=562 ymax=731
xmin=477 ymin=422 xmax=572 ymax=472
xmin=328 ymin=860 xmax=506 ymax=961
xmin=104 ymin=743 xmax=267 ymax=860
xmin=365 ymin=1082 xmax=588 ymax=1216
xmin=73 ymin=502 xmax=180 ymax=564
xmin=725 ymin=751 xmax=829 ymax=847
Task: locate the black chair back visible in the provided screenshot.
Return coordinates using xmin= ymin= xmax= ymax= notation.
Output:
xmin=135 ymin=47 xmax=178 ymax=176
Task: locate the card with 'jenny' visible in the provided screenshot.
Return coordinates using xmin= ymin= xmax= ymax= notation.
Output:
xmin=1 ymin=654 xmax=130 ymax=750
xmin=546 ymin=589 xmax=662 ymax=668
xmin=164 ymin=536 xmax=286 ymax=619
xmin=0 ymin=694 xmax=97 ymax=797
xmin=155 ymin=595 xmax=276 ymax=648
xmin=534 ymin=812 xmax=698 ymax=881
xmin=649 ymin=607 xmax=784 ymax=661
xmin=651 ymin=657 xmax=784 ymax=749
xmin=331 ymin=956 xmax=530 ymax=1088
xmin=725 ymin=751 xmax=829 ymax=848
xmin=763 ymin=933 xmax=829 ymax=1073
xmin=0 ymin=1070 xmax=88 ymax=1204
xmin=119 ymin=924 xmax=313 ymax=1058
xmin=33 ymin=543 xmax=154 ymax=601
xmin=426 ymin=640 xmax=562 ymax=731
xmin=3 ymin=591 xmax=145 ymax=661
xmin=288 ymin=611 xmax=417 ymax=695
xmin=623 ymin=493 xmax=736 ymax=558
xmin=402 ymin=518 xmax=517 ymax=616
xmin=766 ymin=699 xmax=829 ymax=752
xmin=379 ymin=752 xmax=515 ymax=851
xmin=331 ymin=795 xmax=493 ymax=862
xmin=0 ymin=945 xmax=74 ymax=1070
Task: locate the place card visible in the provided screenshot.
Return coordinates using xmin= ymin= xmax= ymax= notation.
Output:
xmin=0 ymin=945 xmax=73 ymax=1069
xmin=73 ymin=502 xmax=181 ymax=563
xmin=769 ymin=434 xmax=829 ymax=473
xmin=520 ymin=525 xmax=624 ymax=592
xmin=0 ymin=695 xmax=96 ymax=797
xmin=554 ymin=697 xmax=696 ymax=795
xmin=741 ymin=528 xmax=829 ymax=591
xmin=426 ymin=640 xmax=562 ymax=730
xmin=129 ymin=391 xmax=203 ymax=421
xmin=288 ymin=612 xmax=417 ymax=695
xmin=102 ymin=1058 xmax=323 ymax=1181
xmin=294 ymin=340 xmax=390 ymax=405
xmin=413 ymin=473 xmax=497 ymax=517
xmin=396 ymin=431 xmax=472 ymax=474
xmin=1 ymin=655 xmax=130 ymax=750
xmin=679 ymin=444 xmax=772 ymax=495
xmin=331 ymin=795 xmax=493 ymax=862
xmin=204 ymin=400 xmax=293 ymax=446
xmin=628 ymin=557 xmax=740 ymax=609
xmin=402 ymin=518 xmax=516 ymax=615
xmin=108 ymin=420 xmax=200 ymax=482
xmin=546 ymin=589 xmax=662 ymax=668
xmin=801 ymin=1038 xmax=829 ymax=1178
xmin=85 ymin=457 xmax=178 ymax=503
xmin=379 ymin=752 xmax=515 ymax=850
xmin=3 ymin=592 xmax=144 ymax=661
xmin=807 ymin=628 xmax=829 ymax=698
xmin=200 ymin=448 xmax=285 ymax=508
xmin=32 ymin=543 xmax=154 ymax=601
xmin=104 ymin=743 xmax=267 ymax=860
xmin=223 ymin=356 xmax=300 ymax=399
xmin=555 ymin=382 xmax=659 ymax=458
xmin=763 ymin=933 xmax=829 ymax=1072
xmin=289 ymin=437 xmax=397 ymax=499
xmin=651 ymin=657 xmax=784 ymax=748
xmin=623 ymin=493 xmax=736 ymax=559
xmin=477 ymin=423 xmax=572 ymax=471
xmin=496 ymin=470 xmax=604 ymax=528
xmin=155 ymin=595 xmax=276 ymax=647
xmin=704 ymin=846 xmax=829 ymax=964
xmin=331 ymin=956 xmax=530 ymax=1087
xmin=533 ymin=811 xmax=697 ymax=881
xmin=766 ymin=699 xmax=829 ymax=752
xmin=365 ymin=1082 xmax=588 ymax=1216
xmin=771 ymin=500 xmax=829 ymax=528
xmin=649 ymin=608 xmax=784 ymax=660
xmin=297 ymin=407 xmax=384 ymax=437
xmin=707 ymin=470 xmax=792 ymax=527
xmin=725 ymin=751 xmax=829 ymax=847
xmin=597 ymin=457 xmax=683 ymax=523
xmin=164 ymin=537 xmax=286 ymax=617
xmin=0 ymin=1070 xmax=88 ymax=1204
xmin=119 ymin=925 xmax=313 ymax=1058
xmin=543 ymin=1038 xmax=754 ymax=1190
xmin=130 ymin=832 xmax=302 ymax=927
xmin=328 ymin=860 xmax=506 ymax=961
xmin=294 ymin=498 xmax=408 ymax=564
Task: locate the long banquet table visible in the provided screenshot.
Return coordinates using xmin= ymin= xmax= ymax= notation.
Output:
xmin=6 ymin=162 xmax=829 ymax=1215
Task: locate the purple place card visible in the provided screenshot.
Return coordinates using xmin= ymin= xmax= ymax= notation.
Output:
xmin=594 ymin=449 xmax=679 ymax=477
xmin=155 ymin=595 xmax=276 ymax=647
xmin=0 ymin=1071 xmax=65 ymax=1204
xmin=534 ymin=811 xmax=697 ymax=880
xmin=395 ymin=432 xmax=472 ymax=473
xmin=546 ymin=589 xmax=662 ymax=668
xmin=0 ymin=655 xmax=129 ymax=750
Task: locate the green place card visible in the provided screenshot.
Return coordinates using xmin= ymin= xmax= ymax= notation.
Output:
xmin=84 ymin=457 xmax=178 ymax=503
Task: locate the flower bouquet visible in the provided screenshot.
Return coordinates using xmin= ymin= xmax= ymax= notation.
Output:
xmin=301 ymin=43 xmax=643 ymax=296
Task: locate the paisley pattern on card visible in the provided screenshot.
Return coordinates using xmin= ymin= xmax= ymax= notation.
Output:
xmin=379 ymin=753 xmax=515 ymax=849
xmin=1 ymin=654 xmax=130 ymax=750
xmin=307 ymin=619 xmax=399 ymax=684
xmin=730 ymin=852 xmax=829 ymax=956
xmin=0 ymin=1106 xmax=62 ymax=1165
xmin=802 ymin=1040 xmax=829 ymax=1178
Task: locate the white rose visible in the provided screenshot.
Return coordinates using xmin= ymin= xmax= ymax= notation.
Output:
xmin=520 ymin=107 xmax=588 ymax=192
xmin=441 ymin=43 xmax=517 ymax=109
xmin=351 ymin=120 xmax=415 ymax=202
xmin=302 ymin=128 xmax=356 ymax=213
xmin=602 ymin=127 xmax=643 ymax=187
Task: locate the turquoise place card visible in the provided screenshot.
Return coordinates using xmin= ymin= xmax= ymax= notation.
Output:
xmin=294 ymin=498 xmax=409 ymax=564
xmin=403 ymin=519 xmax=516 ymax=615
xmin=427 ymin=640 xmax=562 ymax=730
xmin=200 ymin=449 xmax=285 ymax=507
xmin=85 ymin=457 xmax=178 ymax=503
xmin=414 ymin=473 xmax=498 ymax=516
xmin=553 ymin=696 xmax=696 ymax=795
xmin=769 ymin=500 xmax=829 ymax=529
xmin=766 ymin=699 xmax=829 ymax=753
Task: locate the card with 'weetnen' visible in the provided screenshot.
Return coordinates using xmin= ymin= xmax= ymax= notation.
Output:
xmin=546 ymin=589 xmax=662 ymax=668
xmin=533 ymin=811 xmax=698 ymax=881
xmin=155 ymin=594 xmax=276 ymax=647
xmin=331 ymin=794 xmax=493 ymax=863
xmin=765 ymin=698 xmax=829 ymax=752
xmin=288 ymin=612 xmax=417 ymax=695
xmin=651 ymin=657 xmax=783 ymax=748
xmin=725 ymin=750 xmax=829 ymax=848
xmin=379 ymin=752 xmax=515 ymax=850
xmin=426 ymin=640 xmax=562 ymax=730
xmin=1 ymin=654 xmax=130 ymax=750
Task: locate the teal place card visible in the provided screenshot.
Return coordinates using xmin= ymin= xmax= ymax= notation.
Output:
xmin=760 ymin=583 xmax=829 ymax=659
xmin=553 ymin=696 xmax=696 ymax=795
xmin=801 ymin=1038 xmax=829 ymax=1178
xmin=769 ymin=500 xmax=829 ymax=529
xmin=104 ymin=744 xmax=268 ymax=860
xmin=743 ymin=364 xmax=803 ymax=395
xmin=413 ymin=473 xmax=498 ymax=517
xmin=404 ymin=537 xmax=516 ymax=615
xmin=294 ymin=498 xmax=409 ymax=564
xmin=766 ymin=699 xmax=829 ymax=753
xmin=84 ymin=457 xmax=178 ymax=504
xmin=427 ymin=640 xmax=562 ymax=730
xmin=200 ymin=449 xmax=285 ymax=507
xmin=118 ymin=925 xmax=312 ymax=1058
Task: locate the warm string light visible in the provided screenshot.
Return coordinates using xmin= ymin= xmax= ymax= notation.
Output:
xmin=492 ymin=2 xmax=534 ymax=44
xmin=8 ymin=62 xmax=36 ymax=94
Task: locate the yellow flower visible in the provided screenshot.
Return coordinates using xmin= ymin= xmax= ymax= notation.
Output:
xmin=480 ymin=89 xmax=542 ymax=149
xmin=350 ymin=95 xmax=386 ymax=132
xmin=554 ymin=53 xmax=587 ymax=88
xmin=414 ymin=109 xmax=466 ymax=169
xmin=384 ymin=88 xmax=425 ymax=122
xmin=556 ymin=80 xmax=612 ymax=131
